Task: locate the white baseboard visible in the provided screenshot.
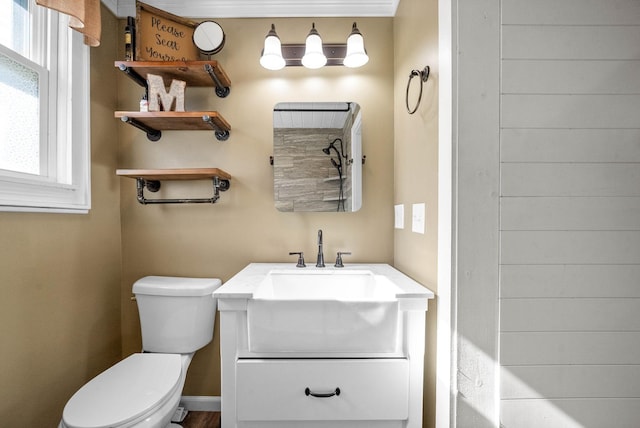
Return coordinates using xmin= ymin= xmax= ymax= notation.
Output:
xmin=179 ymin=396 xmax=221 ymax=412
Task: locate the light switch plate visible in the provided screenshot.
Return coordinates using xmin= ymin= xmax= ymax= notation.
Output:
xmin=394 ymin=204 xmax=404 ymax=229
xmin=412 ymin=203 xmax=425 ymax=234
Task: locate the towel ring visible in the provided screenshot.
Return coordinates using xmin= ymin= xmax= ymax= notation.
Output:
xmin=406 ymin=66 xmax=430 ymax=114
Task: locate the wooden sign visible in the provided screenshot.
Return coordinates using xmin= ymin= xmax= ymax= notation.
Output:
xmin=136 ymin=2 xmax=199 ymax=61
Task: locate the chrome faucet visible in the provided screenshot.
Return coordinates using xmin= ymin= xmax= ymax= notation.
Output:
xmin=334 ymin=251 xmax=351 ymax=268
xmin=289 ymin=251 xmax=306 ymax=268
xmin=316 ymin=229 xmax=325 ymax=267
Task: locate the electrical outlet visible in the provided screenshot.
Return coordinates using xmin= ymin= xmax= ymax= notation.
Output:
xmin=395 ymin=204 xmax=404 ymax=229
xmin=412 ymin=203 xmax=425 ymax=234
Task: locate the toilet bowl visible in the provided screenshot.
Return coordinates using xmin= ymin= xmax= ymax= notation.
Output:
xmin=59 ymin=276 xmax=221 ymax=428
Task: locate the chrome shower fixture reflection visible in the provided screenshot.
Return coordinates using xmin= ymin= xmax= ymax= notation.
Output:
xmin=322 ymin=138 xmax=346 ymax=163
xmin=322 ymin=138 xmax=347 ymax=211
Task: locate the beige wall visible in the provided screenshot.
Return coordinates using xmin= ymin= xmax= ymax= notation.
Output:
xmin=117 ymin=17 xmax=396 ymax=395
xmin=394 ymin=0 xmax=440 ymax=427
xmin=0 ymin=6 xmax=122 ymax=427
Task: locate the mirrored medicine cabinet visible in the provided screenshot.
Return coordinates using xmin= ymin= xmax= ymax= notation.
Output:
xmin=272 ymin=102 xmax=363 ymax=212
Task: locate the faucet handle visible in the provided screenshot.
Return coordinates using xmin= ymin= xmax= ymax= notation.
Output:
xmin=334 ymin=251 xmax=351 ymax=268
xmin=289 ymin=251 xmax=306 ymax=268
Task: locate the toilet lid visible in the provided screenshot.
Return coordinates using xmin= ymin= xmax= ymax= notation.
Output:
xmin=62 ymin=353 xmax=182 ymax=428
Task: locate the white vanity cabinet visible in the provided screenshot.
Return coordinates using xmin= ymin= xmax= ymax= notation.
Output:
xmin=215 ymin=263 xmax=434 ymax=428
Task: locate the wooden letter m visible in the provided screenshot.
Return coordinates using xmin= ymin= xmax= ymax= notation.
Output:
xmin=147 ymin=73 xmax=186 ymax=112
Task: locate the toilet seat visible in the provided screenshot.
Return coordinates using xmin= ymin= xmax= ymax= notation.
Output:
xmin=62 ymin=353 xmax=182 ymax=428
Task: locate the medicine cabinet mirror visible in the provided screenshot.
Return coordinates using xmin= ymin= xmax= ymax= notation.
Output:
xmin=273 ymin=102 xmax=362 ymax=212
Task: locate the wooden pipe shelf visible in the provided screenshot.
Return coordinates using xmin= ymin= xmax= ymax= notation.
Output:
xmin=115 ymin=111 xmax=230 ymax=142
xmin=117 ymin=168 xmax=231 ymax=205
xmin=115 ymin=60 xmax=231 ymax=98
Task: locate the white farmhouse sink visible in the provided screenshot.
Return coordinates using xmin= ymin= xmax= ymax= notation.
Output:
xmin=247 ymin=269 xmax=402 ymax=353
xmin=253 ymin=269 xmax=400 ymax=301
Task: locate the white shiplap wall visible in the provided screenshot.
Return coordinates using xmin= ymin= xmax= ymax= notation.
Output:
xmin=499 ymin=0 xmax=640 ymax=427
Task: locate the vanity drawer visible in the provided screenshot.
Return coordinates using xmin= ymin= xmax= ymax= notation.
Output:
xmin=236 ymin=359 xmax=409 ymax=421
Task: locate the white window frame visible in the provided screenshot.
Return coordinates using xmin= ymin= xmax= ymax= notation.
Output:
xmin=0 ymin=4 xmax=91 ymax=213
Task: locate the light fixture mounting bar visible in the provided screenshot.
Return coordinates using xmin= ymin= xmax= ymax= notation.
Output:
xmin=281 ymin=43 xmax=347 ymax=67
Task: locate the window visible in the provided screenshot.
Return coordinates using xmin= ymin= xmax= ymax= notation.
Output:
xmin=0 ymin=0 xmax=90 ymax=213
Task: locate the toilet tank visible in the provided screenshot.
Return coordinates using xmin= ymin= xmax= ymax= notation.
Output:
xmin=133 ymin=276 xmax=222 ymax=353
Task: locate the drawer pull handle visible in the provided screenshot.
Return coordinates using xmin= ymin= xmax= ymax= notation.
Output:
xmin=305 ymin=387 xmax=341 ymax=398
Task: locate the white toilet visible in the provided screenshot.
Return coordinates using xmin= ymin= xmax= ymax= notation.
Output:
xmin=59 ymin=276 xmax=222 ymax=428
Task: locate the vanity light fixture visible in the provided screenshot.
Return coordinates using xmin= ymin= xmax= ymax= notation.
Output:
xmin=259 ymin=22 xmax=369 ymax=70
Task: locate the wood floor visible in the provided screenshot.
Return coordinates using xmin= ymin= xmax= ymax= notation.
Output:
xmin=180 ymin=411 xmax=221 ymax=428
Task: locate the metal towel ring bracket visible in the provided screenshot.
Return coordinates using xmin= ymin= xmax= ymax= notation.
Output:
xmin=406 ymin=66 xmax=430 ymax=114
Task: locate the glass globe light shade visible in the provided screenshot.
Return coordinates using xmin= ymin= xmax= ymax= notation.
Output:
xmin=343 ymin=23 xmax=369 ymax=68
xmin=301 ymin=23 xmax=327 ymax=69
xmin=260 ymin=24 xmax=285 ymax=70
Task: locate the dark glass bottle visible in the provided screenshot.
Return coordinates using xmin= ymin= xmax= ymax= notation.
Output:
xmin=124 ymin=16 xmax=135 ymax=61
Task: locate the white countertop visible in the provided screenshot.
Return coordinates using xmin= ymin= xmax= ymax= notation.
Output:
xmin=214 ymin=263 xmax=435 ymax=300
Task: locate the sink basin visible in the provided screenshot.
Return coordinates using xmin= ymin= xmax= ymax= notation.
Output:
xmin=253 ymin=269 xmax=400 ymax=301
xmin=247 ymin=269 xmax=401 ymax=353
